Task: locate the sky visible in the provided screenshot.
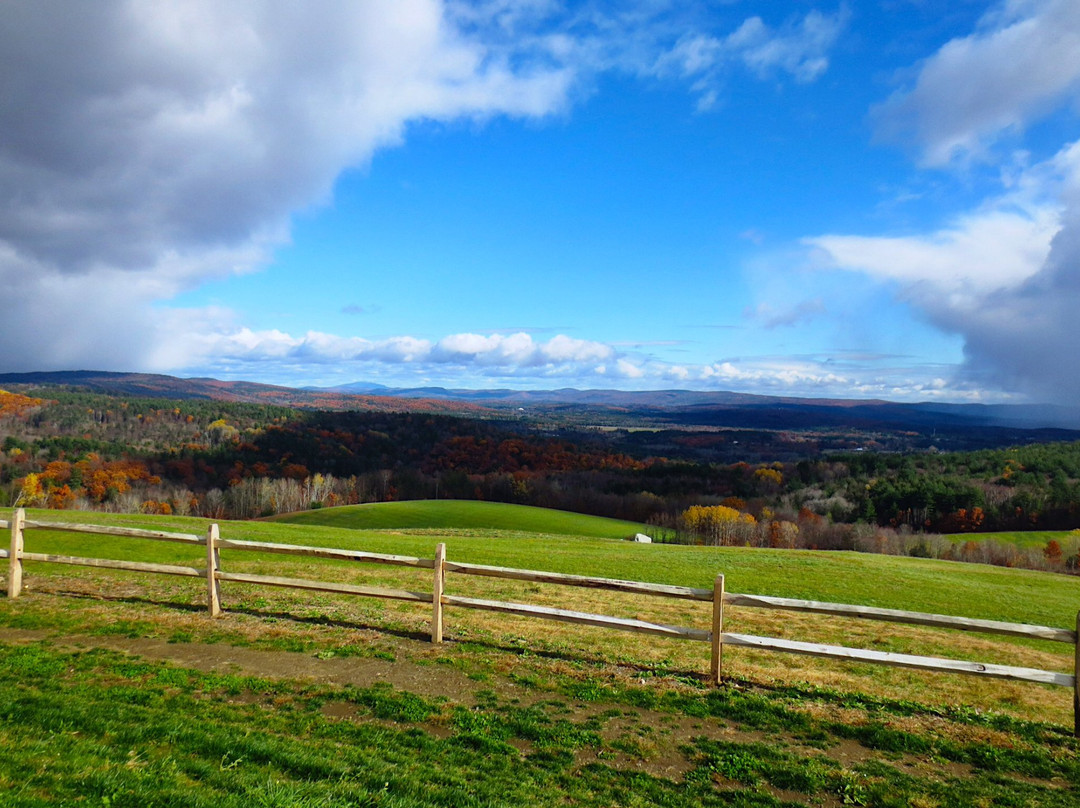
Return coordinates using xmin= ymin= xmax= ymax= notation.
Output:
xmin=1 ymin=0 xmax=1079 ymax=404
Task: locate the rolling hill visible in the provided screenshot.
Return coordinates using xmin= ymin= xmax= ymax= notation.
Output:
xmin=271 ymin=500 xmax=649 ymax=539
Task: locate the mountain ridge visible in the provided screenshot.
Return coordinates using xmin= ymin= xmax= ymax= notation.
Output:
xmin=3 ymin=370 xmax=1080 ymax=431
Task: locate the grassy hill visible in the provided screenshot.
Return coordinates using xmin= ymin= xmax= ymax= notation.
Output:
xmin=272 ymin=499 xmax=649 ymax=540
xmin=945 ymin=529 xmax=1080 ymax=548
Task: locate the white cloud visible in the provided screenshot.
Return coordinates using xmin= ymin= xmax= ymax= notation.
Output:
xmin=818 ymin=1 xmax=1080 ymax=403
xmin=427 ymin=332 xmax=613 ymax=366
xmin=657 ymin=9 xmax=848 ymax=109
xmin=614 ymin=359 xmax=646 ymax=379
xmin=874 ymin=0 xmax=1080 ymax=165
xmin=701 ymin=360 xmax=847 ymax=389
xmin=808 ymin=139 xmax=1080 ymax=403
xmin=806 ymin=206 xmax=1059 ymax=300
xmin=726 ymin=11 xmax=844 ymax=83
xmin=0 ymin=1 xmax=851 ymax=384
xmin=0 ymin=0 xmax=574 ymax=373
xmin=188 ymin=329 xmax=616 ymax=374
xmin=147 ymin=317 xmax=985 ymax=401
xmin=542 ymin=334 xmax=616 ymax=362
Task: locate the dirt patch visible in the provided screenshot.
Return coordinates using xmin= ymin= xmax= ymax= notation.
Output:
xmin=798 ymin=699 xmax=1034 ymax=753
xmin=0 ymin=627 xmax=479 ymax=703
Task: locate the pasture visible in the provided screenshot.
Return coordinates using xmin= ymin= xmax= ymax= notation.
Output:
xmin=944 ymin=529 xmax=1080 ymax=549
xmin=3 ymin=505 xmax=1080 ymax=806
xmin=272 ymin=499 xmax=648 ymax=539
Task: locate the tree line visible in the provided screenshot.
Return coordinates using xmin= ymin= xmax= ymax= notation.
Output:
xmin=1 ymin=387 xmax=1078 ymax=542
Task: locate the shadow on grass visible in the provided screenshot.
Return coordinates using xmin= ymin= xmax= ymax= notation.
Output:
xmin=23 ymin=581 xmax=776 ymax=692
xmin=438 ymin=632 xmax=711 ymax=686
xmin=227 ymin=605 xmax=433 ymax=644
xmin=50 ymin=588 xmax=434 ymax=643
xmin=53 ymin=589 xmax=207 ymax=615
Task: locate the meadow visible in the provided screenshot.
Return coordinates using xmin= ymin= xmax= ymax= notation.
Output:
xmin=270 ymin=499 xmax=648 ymax=539
xmin=3 ymin=503 xmax=1080 ymax=806
xmin=944 ymin=529 xmax=1080 ymax=549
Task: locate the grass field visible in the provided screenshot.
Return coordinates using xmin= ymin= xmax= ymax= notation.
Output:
xmin=4 ymin=505 xmax=1080 ymax=806
xmin=272 ymin=499 xmax=648 ymax=539
xmin=13 ymin=507 xmax=1080 ymax=629
xmin=944 ymin=529 xmax=1080 ymax=549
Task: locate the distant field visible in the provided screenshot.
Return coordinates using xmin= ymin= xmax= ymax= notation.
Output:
xmin=272 ymin=499 xmax=649 ymax=539
xmin=944 ymin=530 xmax=1080 ymax=548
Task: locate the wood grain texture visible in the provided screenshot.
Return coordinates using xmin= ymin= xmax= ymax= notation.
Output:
xmin=711 ymin=574 xmax=725 ymax=685
xmin=24 ymin=520 xmax=202 ymax=545
xmin=1074 ymin=611 xmax=1079 ymax=737
xmin=215 ymin=570 xmax=433 ymax=603
xmin=215 ymin=538 xmax=435 ymax=568
xmin=19 ymin=552 xmax=203 ymax=578
xmin=725 ymin=592 xmax=1076 ymax=643
xmin=721 ymin=632 xmax=1074 ymax=687
xmin=7 ymin=508 xmax=24 ymax=598
xmin=206 ymin=523 xmax=222 ymax=617
xmin=432 ymin=542 xmax=446 ymax=644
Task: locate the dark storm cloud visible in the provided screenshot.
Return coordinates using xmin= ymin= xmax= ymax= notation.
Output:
xmin=0 ymin=0 xmax=573 ymax=370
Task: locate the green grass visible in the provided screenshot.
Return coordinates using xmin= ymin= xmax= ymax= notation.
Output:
xmin=13 ymin=508 xmax=1080 ymax=630
xmin=271 ymin=500 xmax=648 ymax=540
xmin=6 ymin=508 xmax=1080 ymax=805
xmin=2 ymin=641 xmax=1079 ymax=807
xmin=944 ymin=530 xmax=1080 ymax=549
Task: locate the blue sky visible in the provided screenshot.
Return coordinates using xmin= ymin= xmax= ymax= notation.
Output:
xmin=2 ymin=1 xmax=1079 ymax=402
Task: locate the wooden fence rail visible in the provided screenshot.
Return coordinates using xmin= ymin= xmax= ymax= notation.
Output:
xmin=5 ymin=508 xmax=1079 ymax=733
xmin=725 ymin=592 xmax=1077 ymax=643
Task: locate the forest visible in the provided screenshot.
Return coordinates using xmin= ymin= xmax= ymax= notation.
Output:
xmin=2 ymin=386 xmax=1079 ymax=546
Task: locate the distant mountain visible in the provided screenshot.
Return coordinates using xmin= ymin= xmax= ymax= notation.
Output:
xmin=5 ymin=371 xmax=1080 ymax=435
xmin=316 ymin=381 xmax=1080 ymax=431
xmin=0 ymin=371 xmax=493 ymax=416
xmin=318 ymin=383 xmax=830 ymax=409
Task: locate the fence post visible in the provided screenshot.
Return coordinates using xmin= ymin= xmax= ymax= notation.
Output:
xmin=7 ymin=508 xmax=25 ymax=599
xmin=1074 ymin=610 xmax=1079 ymax=738
xmin=710 ymin=573 xmax=725 ymax=685
xmin=206 ymin=523 xmax=222 ymax=617
xmin=432 ymin=543 xmax=446 ymax=643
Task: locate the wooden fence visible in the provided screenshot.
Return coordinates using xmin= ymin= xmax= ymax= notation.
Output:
xmin=5 ymin=509 xmax=1079 ymax=733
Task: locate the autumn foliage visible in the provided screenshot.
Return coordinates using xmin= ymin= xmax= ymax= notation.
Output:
xmin=17 ymin=454 xmax=159 ymax=508
xmin=681 ymin=504 xmax=757 ymax=545
xmin=0 ymin=389 xmax=44 ymax=417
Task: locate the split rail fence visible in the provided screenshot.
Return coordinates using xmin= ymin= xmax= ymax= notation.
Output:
xmin=4 ymin=508 xmax=1080 ymax=733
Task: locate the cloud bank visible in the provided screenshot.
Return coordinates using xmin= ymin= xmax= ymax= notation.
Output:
xmin=0 ymin=0 xmax=847 ymax=390
xmin=174 ymin=325 xmax=982 ymax=402
xmin=0 ymin=0 xmax=572 ymax=372
xmin=873 ymin=0 xmax=1080 ymax=166
xmin=811 ymin=0 xmax=1080 ymax=403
